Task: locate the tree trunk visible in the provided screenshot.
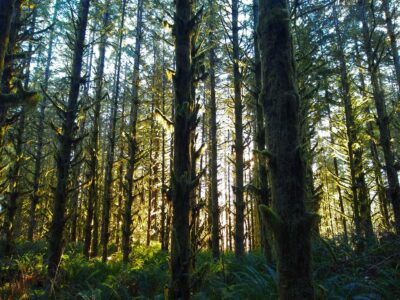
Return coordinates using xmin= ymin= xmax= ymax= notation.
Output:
xmin=232 ymin=0 xmax=245 ymax=258
xmin=121 ymin=0 xmax=144 ymax=264
xmin=208 ymin=0 xmax=220 ymax=261
xmin=169 ymin=0 xmax=198 ymax=297
xmin=355 ymin=42 xmax=391 ymax=230
xmin=160 ymin=31 xmax=168 ymax=251
xmin=0 ymin=0 xmax=17 ymax=140
xmin=253 ymin=0 xmax=272 ymax=262
xmin=326 ymin=102 xmax=348 ymax=244
xmin=28 ymin=0 xmax=51 ymax=239
xmin=84 ymin=3 xmax=110 ymax=259
xmin=3 ymin=112 xmax=24 ymax=255
xmin=333 ymin=4 xmax=374 ymax=246
xmin=29 ymin=0 xmax=58 ymax=239
xmin=48 ymin=0 xmax=90 ymax=279
xmin=258 ymin=1 xmax=315 ymax=298
xmin=358 ymin=0 xmax=400 ymax=235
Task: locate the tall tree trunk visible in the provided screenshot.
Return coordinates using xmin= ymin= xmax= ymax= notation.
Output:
xmin=28 ymin=0 xmax=49 ymax=241
xmin=258 ymin=1 xmax=315 ymax=298
xmin=326 ymin=102 xmax=348 ymax=244
xmin=48 ymin=0 xmax=90 ymax=279
xmin=1 ymin=0 xmax=23 ymax=245
xmin=85 ymin=3 xmax=110 ymax=259
xmin=253 ymin=0 xmax=272 ymax=262
xmin=358 ymin=0 xmax=400 ymax=235
xmin=355 ymin=42 xmax=391 ymax=230
xmin=333 ymin=4 xmax=374 ymax=246
xmin=208 ymin=0 xmax=220 ymax=261
xmin=232 ymin=0 xmax=245 ymax=258
xmin=160 ymin=32 xmax=168 ymax=251
xmin=170 ymin=0 xmax=198 ymax=297
xmin=28 ymin=0 xmax=58 ymax=239
xmin=121 ymin=0 xmax=144 ymax=264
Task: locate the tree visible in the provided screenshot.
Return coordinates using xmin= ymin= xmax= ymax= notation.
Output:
xmin=252 ymin=0 xmax=272 ymax=262
xmin=231 ymin=0 xmax=245 ymax=258
xmin=258 ymin=0 xmax=315 ymax=298
xmin=357 ymin=0 xmax=400 ymax=235
xmin=85 ymin=1 xmax=111 ymax=259
xmin=208 ymin=0 xmax=220 ymax=260
xmin=121 ymin=0 xmax=144 ymax=264
xmin=169 ymin=0 xmax=201 ymax=297
xmin=47 ymin=0 xmax=90 ymax=279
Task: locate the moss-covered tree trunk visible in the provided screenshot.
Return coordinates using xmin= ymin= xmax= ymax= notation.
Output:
xmin=170 ymin=0 xmax=197 ymax=297
xmin=258 ymin=1 xmax=314 ymax=298
xmin=252 ymin=0 xmax=272 ymax=263
xmin=47 ymin=0 xmax=90 ymax=279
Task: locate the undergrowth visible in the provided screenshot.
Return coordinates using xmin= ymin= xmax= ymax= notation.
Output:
xmin=0 ymin=237 xmax=399 ymax=299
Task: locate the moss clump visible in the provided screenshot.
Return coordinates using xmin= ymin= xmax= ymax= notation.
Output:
xmin=0 ymin=80 xmax=41 ymax=108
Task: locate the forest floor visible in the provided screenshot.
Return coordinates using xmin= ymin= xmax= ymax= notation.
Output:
xmin=0 ymin=237 xmax=399 ymax=299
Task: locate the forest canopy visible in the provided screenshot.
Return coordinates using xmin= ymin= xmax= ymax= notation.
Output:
xmin=0 ymin=0 xmax=400 ymax=299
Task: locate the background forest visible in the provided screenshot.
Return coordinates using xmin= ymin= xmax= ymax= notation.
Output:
xmin=0 ymin=0 xmax=400 ymax=299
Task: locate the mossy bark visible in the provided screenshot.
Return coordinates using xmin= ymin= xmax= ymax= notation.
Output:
xmin=169 ymin=0 xmax=197 ymax=298
xmin=258 ymin=1 xmax=314 ymax=298
xmin=48 ymin=0 xmax=90 ymax=279
xmin=252 ymin=0 xmax=272 ymax=263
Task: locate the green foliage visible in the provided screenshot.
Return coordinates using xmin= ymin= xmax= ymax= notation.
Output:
xmin=1 ymin=239 xmax=399 ymax=299
xmin=191 ymin=251 xmax=277 ymax=299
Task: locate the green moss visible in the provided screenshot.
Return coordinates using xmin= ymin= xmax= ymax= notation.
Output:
xmin=259 ymin=204 xmax=282 ymax=234
xmin=0 ymin=80 xmax=41 ymax=108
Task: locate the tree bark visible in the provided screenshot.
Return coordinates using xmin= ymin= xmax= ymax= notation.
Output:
xmin=85 ymin=3 xmax=110 ymax=259
xmin=232 ymin=0 xmax=245 ymax=258
xmin=29 ymin=0 xmax=60 ymax=242
xmin=258 ymin=1 xmax=315 ymax=298
xmin=253 ymin=0 xmax=272 ymax=262
xmin=207 ymin=0 xmax=220 ymax=261
xmin=169 ymin=0 xmax=198 ymax=297
xmin=48 ymin=0 xmax=90 ymax=279
xmin=121 ymin=0 xmax=144 ymax=264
